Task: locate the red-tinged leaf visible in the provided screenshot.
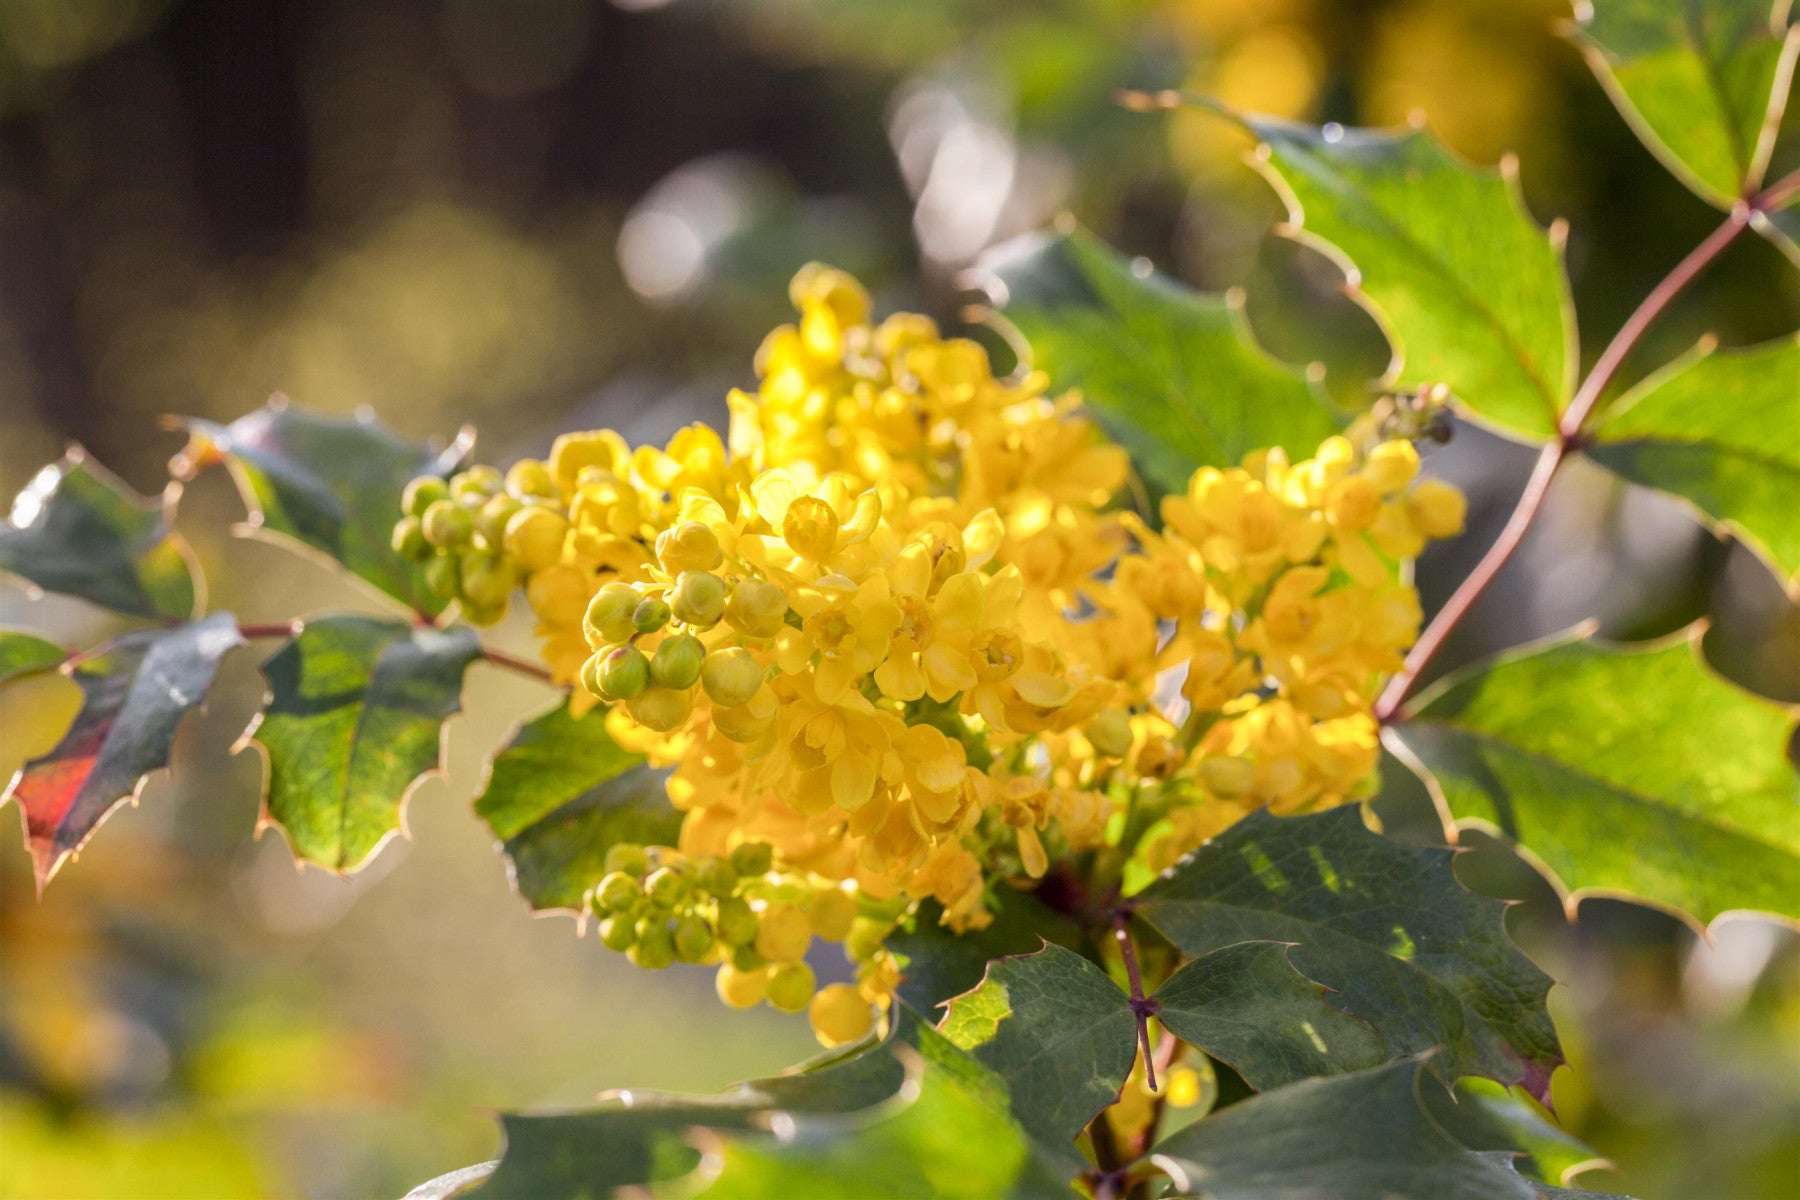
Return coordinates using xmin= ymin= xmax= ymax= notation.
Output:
xmin=4 ymin=613 xmax=245 ymax=889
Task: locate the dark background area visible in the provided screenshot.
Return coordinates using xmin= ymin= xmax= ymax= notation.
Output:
xmin=2 ymin=1 xmax=1797 ymax=1196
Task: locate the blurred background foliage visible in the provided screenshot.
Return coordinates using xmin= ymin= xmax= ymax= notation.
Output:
xmin=0 ymin=0 xmax=1796 ymax=1196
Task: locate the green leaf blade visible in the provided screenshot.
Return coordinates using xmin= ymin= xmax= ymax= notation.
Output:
xmin=1588 ymin=334 xmax=1800 ymax=577
xmin=257 ymin=615 xmax=481 ymax=872
xmin=0 ymin=453 xmax=198 ymax=620
xmin=1151 ymin=940 xmax=1387 ymax=1091
xmin=1134 ymin=807 xmax=1561 ymax=1100
xmin=890 ymin=889 xmax=1090 ymax=1014
xmin=1399 ymin=634 xmax=1800 ymax=921
xmin=980 ymin=227 xmax=1339 ymax=498
xmin=0 ymin=631 xmax=67 ymax=684
xmin=474 ymin=701 xmax=678 ymax=912
xmin=1240 ymin=112 xmax=1575 ymax=439
xmin=181 ymin=400 xmax=470 ymax=616
xmin=1571 ymin=0 xmax=1798 ymax=207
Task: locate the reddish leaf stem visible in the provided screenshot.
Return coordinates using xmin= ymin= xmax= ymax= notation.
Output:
xmin=1111 ymin=908 xmax=1159 ymax=1093
xmin=480 ymin=646 xmax=556 ymax=682
xmin=1373 ymin=169 xmax=1799 ymax=723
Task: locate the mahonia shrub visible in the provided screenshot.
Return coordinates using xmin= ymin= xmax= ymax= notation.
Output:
xmin=4 ymin=3 xmax=1798 ymax=1196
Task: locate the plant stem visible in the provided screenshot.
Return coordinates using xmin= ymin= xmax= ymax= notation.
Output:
xmin=1111 ymin=908 xmax=1159 ymax=1093
xmin=480 ymin=646 xmax=556 ymax=682
xmin=1372 ymin=169 xmax=1798 ymax=723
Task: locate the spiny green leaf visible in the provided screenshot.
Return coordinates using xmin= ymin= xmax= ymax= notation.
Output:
xmin=1588 ymin=334 xmax=1800 ymax=577
xmin=1423 ymin=1077 xmax=1612 ymax=1190
xmin=257 ymin=615 xmax=481 ymax=871
xmin=1148 ymin=1059 xmax=1632 ymax=1200
xmin=890 ymin=888 xmax=1090 ymax=1014
xmin=1569 ymin=0 xmax=1798 ymax=208
xmin=1231 ymin=107 xmax=1575 ymax=440
xmin=178 ymin=398 xmax=471 ymax=616
xmin=460 ymin=1009 xmax=1081 ymax=1200
xmin=1134 ymin=807 xmax=1562 ymax=1100
xmin=941 ymin=943 xmax=1137 ymax=1146
xmin=4 ymin=614 xmax=244 ymax=889
xmin=0 ymin=452 xmax=198 ymax=620
xmin=1399 ymin=633 xmax=1800 ymax=921
xmin=1151 ymin=940 xmax=1387 ymax=1090
xmin=978 ymin=226 xmax=1338 ymax=499
xmin=0 ymin=631 xmax=66 ymax=685
xmin=474 ymin=700 xmax=677 ymax=912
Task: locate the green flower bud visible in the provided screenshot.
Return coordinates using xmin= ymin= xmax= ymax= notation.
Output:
xmin=593 ymin=871 xmax=640 ymax=912
xmin=475 ymin=493 xmax=522 ymax=550
xmin=597 ymin=645 xmax=651 ymax=700
xmin=701 ymin=647 xmax=765 ymax=708
xmin=626 ymin=685 xmax=693 ymax=732
xmin=460 ymin=552 xmax=516 ymax=615
xmin=604 ymin=844 xmax=649 ymax=876
xmin=724 ymin=577 xmax=788 ymax=638
xmin=650 ymin=633 xmax=705 ymax=690
xmin=422 ymin=499 xmax=474 ymax=548
xmin=391 ymin=516 xmax=431 ymax=561
xmin=645 ymin=866 xmax=688 ymax=907
xmin=504 ymin=506 xmax=569 ymax=572
xmin=673 ymin=915 xmax=715 ymax=962
xmin=597 ymin=915 xmax=637 ymax=952
xmin=403 ymin=475 xmax=449 ymax=518
xmin=630 ymin=922 xmax=676 ymax=970
xmin=505 ymin=459 xmax=558 ymax=501
xmin=766 ymin=961 xmax=816 ymax=1013
xmin=424 ymin=554 xmax=461 ymax=599
xmin=451 ymin=465 xmax=502 ymax=503
xmin=632 ymin=596 xmax=672 ymax=634
xmin=716 ymin=895 xmax=759 ymax=946
xmin=730 ymin=841 xmax=773 ymax=877
xmin=579 ymin=652 xmax=605 ymax=698
xmin=1087 ymin=709 xmax=1134 ymax=759
xmin=695 ymin=856 xmax=739 ymax=898
xmin=584 ymin=582 xmax=643 ymax=648
xmin=671 ymin=571 xmax=728 ymax=628
xmin=731 ymin=944 xmax=767 ymax=972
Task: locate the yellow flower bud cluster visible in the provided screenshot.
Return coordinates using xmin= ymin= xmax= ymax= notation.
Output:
xmin=406 ymin=265 xmax=1466 ymax=1044
xmin=393 ymin=461 xmax=571 ymax=624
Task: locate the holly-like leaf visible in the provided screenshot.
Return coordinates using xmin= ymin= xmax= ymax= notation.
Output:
xmin=474 ymin=700 xmax=678 ymax=913
xmin=1569 ymin=0 xmax=1798 ymax=208
xmin=0 ymin=631 xmax=66 ymax=684
xmin=976 ymin=227 xmax=1338 ymax=499
xmin=1148 ymin=1059 xmax=1632 ymax=1200
xmin=1151 ymin=940 xmax=1387 ymax=1090
xmin=889 ymin=887 xmax=1090 ymax=1013
xmin=1587 ymin=334 xmax=1800 ymax=577
xmin=1423 ymin=1077 xmax=1612 ymax=1190
xmin=1398 ymin=633 xmax=1800 ymax=922
xmin=940 ymin=943 xmax=1138 ymax=1146
xmin=177 ymin=398 xmax=471 ymax=616
xmin=0 ymin=452 xmax=198 ymax=620
xmin=455 ymin=1009 xmax=1081 ymax=1200
xmin=1227 ymin=107 xmax=1575 ymax=440
xmin=3 ymin=614 xmax=244 ymax=888
xmin=1133 ymin=807 xmax=1562 ymax=1100
xmin=256 ymin=615 xmax=481 ymax=872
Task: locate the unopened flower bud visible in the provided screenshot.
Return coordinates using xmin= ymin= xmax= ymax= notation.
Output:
xmin=422 ymin=499 xmax=473 ymax=548
xmin=1087 ymin=709 xmax=1133 ymax=758
xmin=632 ymin=596 xmax=672 ymax=634
xmin=650 ymin=633 xmax=705 ymax=690
xmin=724 ymin=577 xmax=787 ymax=638
xmin=626 ymin=685 xmax=693 ymax=731
xmin=584 ymin=582 xmax=642 ymax=648
xmin=656 ymin=520 xmax=724 ymax=574
xmin=596 ymin=645 xmax=651 ymax=700
xmin=391 ymin=516 xmax=430 ymax=561
xmin=701 ymin=647 xmax=764 ymax=707
xmin=403 ymin=475 xmax=449 ymax=518
xmin=671 ymin=571 xmax=728 ymax=628
xmin=504 ymin=505 xmax=570 ymax=572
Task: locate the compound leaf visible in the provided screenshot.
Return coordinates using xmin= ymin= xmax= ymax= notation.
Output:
xmin=1570 ymin=0 xmax=1798 ymax=208
xmin=1151 ymin=940 xmax=1387 ymax=1090
xmin=1399 ymin=633 xmax=1800 ymax=921
xmin=1235 ymin=108 xmax=1575 ymax=440
xmin=1134 ymin=807 xmax=1562 ymax=1100
xmin=178 ymin=398 xmax=471 ymax=616
xmin=1587 ymin=334 xmax=1800 ymax=577
xmin=256 ymin=615 xmax=480 ymax=871
xmin=3 ymin=614 xmax=244 ymax=888
xmin=941 ymin=943 xmax=1137 ymax=1146
xmin=979 ymin=227 xmax=1337 ymax=499
xmin=0 ymin=452 xmax=198 ymax=620
xmin=474 ymin=701 xmax=678 ymax=912
xmin=1149 ymin=1059 xmax=1631 ymax=1200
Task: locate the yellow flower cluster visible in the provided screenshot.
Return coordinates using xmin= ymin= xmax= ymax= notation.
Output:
xmin=402 ymin=265 xmax=1465 ymax=1046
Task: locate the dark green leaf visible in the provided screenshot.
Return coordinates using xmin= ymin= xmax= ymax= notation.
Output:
xmin=179 ymin=398 xmax=471 ymax=616
xmin=0 ymin=452 xmax=198 ymax=620
xmin=1229 ymin=107 xmax=1575 ymax=439
xmin=890 ymin=888 xmax=1090 ymax=1013
xmin=1134 ymin=807 xmax=1561 ymax=1100
xmin=940 ymin=943 xmax=1137 ymax=1145
xmin=1570 ymin=0 xmax=1797 ymax=207
xmin=0 ymin=631 xmax=66 ymax=685
xmin=1149 ymin=1059 xmax=1632 ymax=1200
xmin=474 ymin=700 xmax=677 ymax=912
xmin=978 ymin=227 xmax=1337 ymax=498
xmin=1758 ymin=204 xmax=1800 ymax=267
xmin=257 ymin=615 xmax=481 ymax=871
xmin=4 ymin=614 xmax=244 ymax=888
xmin=1588 ymin=334 xmax=1800 ymax=576
xmin=465 ymin=1008 xmax=1081 ymax=1200
xmin=1151 ymin=940 xmax=1386 ymax=1090
xmin=1399 ymin=634 xmax=1800 ymax=921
